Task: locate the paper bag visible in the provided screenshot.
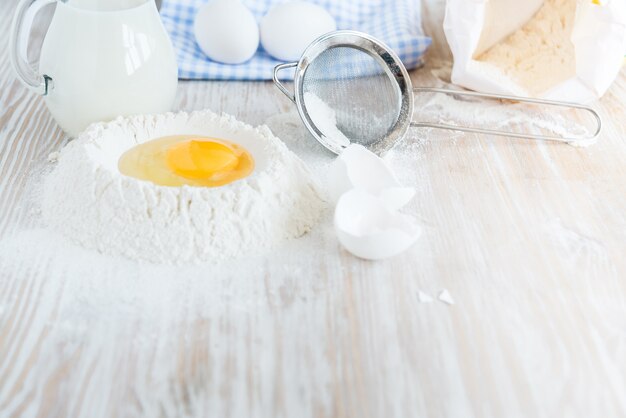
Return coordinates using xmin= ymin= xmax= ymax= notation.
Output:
xmin=443 ymin=0 xmax=626 ymax=103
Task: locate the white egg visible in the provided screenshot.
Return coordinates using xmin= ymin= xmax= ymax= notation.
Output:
xmin=334 ymin=189 xmax=421 ymax=260
xmin=327 ymin=144 xmax=415 ymax=209
xmin=260 ymin=1 xmax=337 ymax=61
xmin=194 ymin=0 xmax=259 ymax=64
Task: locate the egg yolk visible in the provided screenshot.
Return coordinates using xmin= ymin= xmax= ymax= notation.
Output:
xmin=118 ymin=135 xmax=254 ymax=187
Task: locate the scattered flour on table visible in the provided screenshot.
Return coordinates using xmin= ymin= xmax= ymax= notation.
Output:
xmin=42 ymin=110 xmax=325 ymax=264
xmin=544 ymin=217 xmax=609 ymax=267
xmin=477 ymin=0 xmax=577 ymax=96
xmin=415 ymin=86 xmax=594 ymax=146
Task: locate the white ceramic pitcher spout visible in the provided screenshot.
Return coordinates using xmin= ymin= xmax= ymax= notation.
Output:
xmin=10 ymin=0 xmax=178 ymax=137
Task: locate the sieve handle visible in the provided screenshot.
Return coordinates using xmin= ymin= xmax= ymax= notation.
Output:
xmin=273 ymin=62 xmax=298 ymax=104
xmin=411 ymin=87 xmax=602 ymax=144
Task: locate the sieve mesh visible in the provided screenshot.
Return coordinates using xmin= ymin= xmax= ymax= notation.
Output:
xmin=301 ymin=46 xmax=402 ymax=148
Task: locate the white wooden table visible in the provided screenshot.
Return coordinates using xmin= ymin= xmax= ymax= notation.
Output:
xmin=1 ymin=1 xmax=626 ymax=417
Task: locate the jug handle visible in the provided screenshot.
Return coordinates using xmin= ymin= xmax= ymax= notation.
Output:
xmin=10 ymin=0 xmax=57 ymax=96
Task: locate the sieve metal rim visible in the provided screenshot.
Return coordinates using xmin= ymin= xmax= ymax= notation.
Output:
xmin=274 ymin=30 xmax=414 ymax=156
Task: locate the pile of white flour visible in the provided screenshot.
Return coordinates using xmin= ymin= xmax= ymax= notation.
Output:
xmin=42 ymin=110 xmax=325 ymax=264
xmin=477 ymin=0 xmax=577 ymax=96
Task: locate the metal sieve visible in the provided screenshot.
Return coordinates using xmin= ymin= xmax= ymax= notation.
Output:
xmin=273 ymin=31 xmax=602 ymax=156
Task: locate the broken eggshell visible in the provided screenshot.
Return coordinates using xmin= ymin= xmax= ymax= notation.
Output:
xmin=327 ymin=144 xmax=415 ymax=209
xmin=334 ymin=189 xmax=421 ymax=260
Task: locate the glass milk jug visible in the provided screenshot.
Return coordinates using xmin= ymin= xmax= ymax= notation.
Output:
xmin=10 ymin=0 xmax=179 ymax=136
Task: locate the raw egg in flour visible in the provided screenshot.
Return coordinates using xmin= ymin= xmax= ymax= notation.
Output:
xmin=118 ymin=135 xmax=254 ymax=187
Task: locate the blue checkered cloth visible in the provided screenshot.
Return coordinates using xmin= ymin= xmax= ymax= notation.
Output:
xmin=160 ymin=0 xmax=431 ymax=80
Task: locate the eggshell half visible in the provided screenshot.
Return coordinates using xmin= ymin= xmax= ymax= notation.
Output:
xmin=334 ymin=189 xmax=421 ymax=260
xmin=194 ymin=0 xmax=259 ymax=64
xmin=260 ymin=1 xmax=337 ymax=61
xmin=327 ymin=144 xmax=415 ymax=209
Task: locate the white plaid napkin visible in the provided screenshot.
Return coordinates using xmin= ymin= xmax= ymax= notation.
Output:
xmin=160 ymin=0 xmax=431 ymax=80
